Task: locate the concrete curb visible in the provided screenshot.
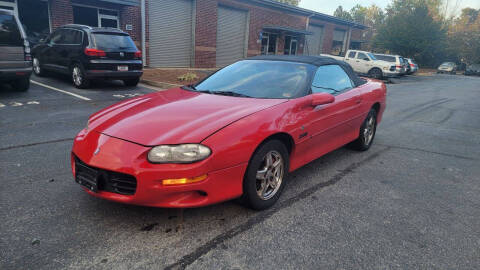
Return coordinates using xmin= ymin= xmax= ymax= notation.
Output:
xmin=140 ymin=79 xmax=182 ymax=89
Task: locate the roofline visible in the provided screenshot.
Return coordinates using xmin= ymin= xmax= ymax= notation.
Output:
xmin=242 ymin=0 xmax=368 ymax=29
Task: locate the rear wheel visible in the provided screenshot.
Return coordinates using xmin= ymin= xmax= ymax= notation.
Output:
xmin=123 ymin=78 xmax=140 ymax=87
xmin=72 ymin=64 xmax=90 ymax=89
xmin=368 ymin=68 xmax=383 ymax=80
xmin=241 ymin=140 xmax=289 ymax=210
xmin=12 ymin=77 xmax=30 ymax=92
xmin=350 ymin=109 xmax=377 ymax=151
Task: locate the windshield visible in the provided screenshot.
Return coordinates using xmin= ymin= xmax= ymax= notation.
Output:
xmin=192 ymin=60 xmax=316 ymax=99
xmin=374 ymin=55 xmax=395 ymax=62
xmin=367 ymin=53 xmax=377 ymax=60
xmin=441 ymin=62 xmax=455 ymax=67
xmin=91 ymin=33 xmax=137 ymax=51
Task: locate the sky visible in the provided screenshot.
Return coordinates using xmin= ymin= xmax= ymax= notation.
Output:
xmin=299 ymin=0 xmax=480 ymax=16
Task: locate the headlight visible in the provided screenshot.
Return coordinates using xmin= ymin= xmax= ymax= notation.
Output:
xmin=148 ymin=144 xmax=211 ymax=163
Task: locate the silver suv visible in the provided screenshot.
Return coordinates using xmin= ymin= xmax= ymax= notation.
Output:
xmin=0 ymin=9 xmax=32 ymax=91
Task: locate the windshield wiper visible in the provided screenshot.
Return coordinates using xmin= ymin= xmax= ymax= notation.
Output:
xmin=210 ymin=91 xmax=252 ymax=98
xmin=312 ymin=86 xmax=340 ymax=93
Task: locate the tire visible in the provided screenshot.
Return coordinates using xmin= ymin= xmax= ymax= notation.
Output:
xmin=71 ymin=63 xmax=90 ymax=89
xmin=241 ymin=140 xmax=289 ymax=210
xmin=12 ymin=77 xmax=30 ymax=92
xmin=32 ymin=57 xmax=47 ymax=77
xmin=123 ymin=78 xmax=140 ymax=87
xmin=350 ymin=109 xmax=377 ymax=151
xmin=368 ymin=68 xmax=383 ymax=80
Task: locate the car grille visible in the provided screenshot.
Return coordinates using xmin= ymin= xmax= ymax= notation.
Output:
xmin=74 ymin=156 xmax=137 ymax=195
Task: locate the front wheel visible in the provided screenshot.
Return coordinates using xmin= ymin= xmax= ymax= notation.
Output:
xmin=368 ymin=68 xmax=383 ymax=80
xmin=241 ymin=140 xmax=289 ymax=210
xmin=72 ymin=64 xmax=90 ymax=89
xmin=350 ymin=109 xmax=377 ymax=151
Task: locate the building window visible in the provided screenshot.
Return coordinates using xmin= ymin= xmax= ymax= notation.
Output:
xmin=73 ymin=5 xmax=119 ymax=28
xmin=284 ymin=36 xmax=298 ymax=55
xmin=331 ymin=29 xmax=346 ymax=56
xmin=261 ymin=32 xmax=277 ymax=55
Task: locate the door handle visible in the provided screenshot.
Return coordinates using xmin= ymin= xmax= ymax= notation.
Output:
xmin=355 ymin=97 xmax=362 ymax=104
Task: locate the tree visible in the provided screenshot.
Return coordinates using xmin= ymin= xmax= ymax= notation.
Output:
xmin=350 ymin=4 xmax=368 ymax=24
xmin=447 ymin=8 xmax=480 ymax=64
xmin=275 ymin=0 xmax=300 ymax=6
xmin=374 ymin=0 xmax=447 ymax=66
xmin=333 ymin=6 xmax=353 ymax=21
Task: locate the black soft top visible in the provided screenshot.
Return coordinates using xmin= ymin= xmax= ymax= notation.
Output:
xmin=248 ymin=55 xmax=366 ymax=87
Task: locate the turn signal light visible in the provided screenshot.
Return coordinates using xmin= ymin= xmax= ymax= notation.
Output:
xmin=84 ymin=48 xmax=106 ymax=57
xmin=162 ymin=174 xmax=207 ymax=186
xmin=134 ymin=51 xmax=142 ymax=59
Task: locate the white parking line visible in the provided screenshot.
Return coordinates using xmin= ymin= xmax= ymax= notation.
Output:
xmin=31 ymin=80 xmax=91 ymax=101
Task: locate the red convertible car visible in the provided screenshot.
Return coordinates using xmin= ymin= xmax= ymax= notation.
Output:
xmin=71 ymin=56 xmax=386 ymax=210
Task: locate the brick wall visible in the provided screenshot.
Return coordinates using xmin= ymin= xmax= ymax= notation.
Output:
xmin=194 ymin=0 xmax=218 ymax=67
xmin=49 ymin=0 xmax=73 ymax=30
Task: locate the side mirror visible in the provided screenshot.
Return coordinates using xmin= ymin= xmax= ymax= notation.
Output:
xmin=40 ymin=38 xmax=45 ymax=43
xmin=311 ymin=92 xmax=335 ymax=106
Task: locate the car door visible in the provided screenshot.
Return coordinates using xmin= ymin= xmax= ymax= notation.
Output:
xmin=343 ymin=51 xmax=358 ymax=70
xmin=56 ymin=29 xmax=84 ymax=71
xmin=43 ymin=30 xmax=64 ymax=72
xmin=49 ymin=29 xmax=71 ymax=74
xmin=355 ymin=52 xmax=371 ymax=74
xmin=298 ymin=64 xmax=364 ymax=164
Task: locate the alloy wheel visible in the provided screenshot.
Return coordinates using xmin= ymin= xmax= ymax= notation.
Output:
xmin=363 ymin=115 xmax=376 ymax=145
xmin=72 ymin=66 xmax=82 ymax=86
xmin=256 ymin=150 xmax=284 ymax=200
xmin=33 ymin=58 xmax=41 ymax=75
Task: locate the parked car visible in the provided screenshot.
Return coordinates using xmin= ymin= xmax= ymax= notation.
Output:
xmin=406 ymin=58 xmax=418 ymax=74
xmin=403 ymin=58 xmax=411 ymax=74
xmin=437 ymin=62 xmax=457 ymax=74
xmin=322 ymin=50 xmax=399 ymax=79
xmin=373 ymin=53 xmax=407 ymax=76
xmin=465 ymin=64 xmax=480 ymax=76
xmin=0 ymin=9 xmax=32 ymax=91
xmin=71 ymin=55 xmax=387 ymax=210
xmin=32 ymin=24 xmax=143 ymax=89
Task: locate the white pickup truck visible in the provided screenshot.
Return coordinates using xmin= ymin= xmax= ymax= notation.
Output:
xmin=321 ymin=50 xmax=401 ymax=79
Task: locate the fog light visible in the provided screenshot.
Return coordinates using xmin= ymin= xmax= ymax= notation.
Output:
xmin=162 ymin=174 xmax=207 ymax=186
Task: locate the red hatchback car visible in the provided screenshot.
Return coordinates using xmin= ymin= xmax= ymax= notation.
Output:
xmin=72 ymin=56 xmax=386 ymax=210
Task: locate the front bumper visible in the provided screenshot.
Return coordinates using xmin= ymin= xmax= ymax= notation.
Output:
xmin=72 ymin=130 xmax=246 ymax=208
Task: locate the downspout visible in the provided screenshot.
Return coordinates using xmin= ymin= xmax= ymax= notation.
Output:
xmin=141 ymin=0 xmax=146 ymax=66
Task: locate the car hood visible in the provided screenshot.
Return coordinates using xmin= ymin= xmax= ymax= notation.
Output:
xmin=89 ymin=88 xmax=287 ymax=146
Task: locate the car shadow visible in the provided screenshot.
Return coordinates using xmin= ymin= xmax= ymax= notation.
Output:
xmin=37 ymin=72 xmax=138 ymax=91
xmin=72 ymin=144 xmax=367 ymax=235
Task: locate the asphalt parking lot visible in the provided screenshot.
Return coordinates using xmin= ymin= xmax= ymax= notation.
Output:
xmin=1 ymin=73 xmax=480 ymax=269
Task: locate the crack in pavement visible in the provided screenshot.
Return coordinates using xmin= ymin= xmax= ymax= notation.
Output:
xmin=376 ymin=143 xmax=477 ymax=160
xmin=165 ymin=147 xmax=391 ymax=270
xmin=0 ymin=138 xmax=74 ymax=151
